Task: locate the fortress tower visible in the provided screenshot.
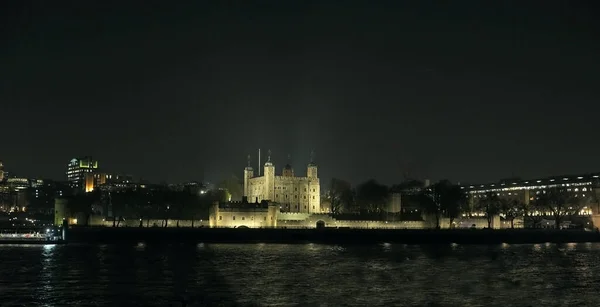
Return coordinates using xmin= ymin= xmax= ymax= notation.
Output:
xmin=243 ymin=155 xmax=254 ymax=198
xmin=244 ymin=150 xmax=321 ymax=213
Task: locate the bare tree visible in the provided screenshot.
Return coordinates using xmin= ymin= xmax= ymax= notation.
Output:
xmin=499 ymin=199 xmax=523 ymax=229
xmin=328 ymin=178 xmax=353 ymax=214
xmin=476 ymin=192 xmax=501 ymax=228
xmin=535 ymin=187 xmax=587 ymax=229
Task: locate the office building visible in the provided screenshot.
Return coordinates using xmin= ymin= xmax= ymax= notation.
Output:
xmin=66 ymin=157 xmax=98 ymax=192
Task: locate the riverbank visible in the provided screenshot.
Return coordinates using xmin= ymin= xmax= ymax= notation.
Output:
xmin=0 ymin=239 xmax=65 ymax=245
xmin=66 ymin=227 xmax=600 ymax=245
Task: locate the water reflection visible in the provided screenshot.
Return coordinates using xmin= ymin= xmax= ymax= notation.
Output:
xmin=0 ymin=243 xmax=599 ymax=306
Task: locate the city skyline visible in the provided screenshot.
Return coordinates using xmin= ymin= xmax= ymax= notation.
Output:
xmin=2 ymin=1 xmax=599 ymax=185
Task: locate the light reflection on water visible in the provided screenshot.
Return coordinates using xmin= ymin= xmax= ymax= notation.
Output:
xmin=0 ymin=243 xmax=599 ymax=306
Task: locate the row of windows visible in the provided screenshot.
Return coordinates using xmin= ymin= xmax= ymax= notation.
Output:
xmin=474 ymin=187 xmax=592 ymax=198
xmin=274 ymin=194 xmax=316 ymax=199
xmin=469 ymin=182 xmax=592 ymax=194
xmin=218 ymin=216 xmax=272 ymax=221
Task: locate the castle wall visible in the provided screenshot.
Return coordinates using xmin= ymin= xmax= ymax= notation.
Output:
xmin=264 ymin=164 xmax=275 ymax=201
xmin=65 ymin=216 xmax=210 ymax=228
xmin=243 ymin=168 xmax=254 ymax=197
xmin=387 ymin=193 xmax=401 ymax=213
xmin=62 ymin=213 xmax=520 ymax=230
xmin=213 ymin=209 xmax=273 ymax=228
xmin=208 ymin=202 xmax=278 ymax=228
xmin=247 ymin=177 xmax=265 ymax=203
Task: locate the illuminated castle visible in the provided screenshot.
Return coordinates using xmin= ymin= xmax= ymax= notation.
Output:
xmin=243 ymin=150 xmax=321 ymax=213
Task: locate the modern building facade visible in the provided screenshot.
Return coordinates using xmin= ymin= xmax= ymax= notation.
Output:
xmin=243 ymin=151 xmax=321 ymax=213
xmin=66 ymin=157 xmax=98 ymax=192
xmin=462 ymin=172 xmax=600 ymax=215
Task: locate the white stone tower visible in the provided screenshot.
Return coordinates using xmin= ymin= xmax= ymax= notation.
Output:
xmin=307 ymin=150 xmax=317 ymax=179
xmin=307 ymin=150 xmax=320 ymax=212
xmin=243 ymin=155 xmax=253 ymax=198
xmin=263 ymin=150 xmax=275 ymax=201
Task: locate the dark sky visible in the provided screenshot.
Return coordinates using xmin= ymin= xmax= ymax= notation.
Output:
xmin=1 ymin=1 xmax=599 ymax=186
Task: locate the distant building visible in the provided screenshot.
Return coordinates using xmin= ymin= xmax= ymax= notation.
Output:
xmin=93 ymin=173 xmax=137 ymax=192
xmin=462 ymin=172 xmax=600 ymax=215
xmin=66 ymin=157 xmax=98 ymax=192
xmin=244 ymin=151 xmax=321 ymax=213
xmin=6 ymin=177 xmax=30 ymax=191
xmin=0 ymin=160 xmax=4 ymax=182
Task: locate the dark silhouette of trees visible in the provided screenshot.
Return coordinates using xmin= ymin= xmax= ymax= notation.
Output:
xmin=70 ymin=190 xmax=102 ymax=226
xmin=535 ymin=187 xmax=589 ymax=229
xmin=328 ymin=178 xmax=353 ymax=214
xmin=521 ymin=200 xmax=544 ymax=228
xmin=499 ymin=199 xmax=523 ymax=228
xmin=218 ymin=175 xmax=243 ymax=201
xmin=390 ymin=179 xmax=425 ymax=195
xmin=476 ymin=192 xmax=501 ymax=228
xmin=419 ymin=186 xmax=441 ymax=228
xmin=418 ymin=180 xmax=466 ymax=229
xmin=444 ymin=184 xmax=468 ymax=228
xmin=355 ymin=179 xmax=389 ymax=213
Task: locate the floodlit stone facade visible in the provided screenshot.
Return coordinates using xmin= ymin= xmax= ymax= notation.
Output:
xmin=244 ymin=152 xmax=321 ymax=213
xmin=206 ymin=200 xmax=509 ymax=229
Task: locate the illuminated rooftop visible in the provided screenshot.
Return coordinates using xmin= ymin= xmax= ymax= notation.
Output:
xmin=461 ymin=172 xmax=600 ymax=192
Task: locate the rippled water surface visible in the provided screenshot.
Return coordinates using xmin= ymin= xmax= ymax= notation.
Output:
xmin=0 ymin=242 xmax=599 ymax=306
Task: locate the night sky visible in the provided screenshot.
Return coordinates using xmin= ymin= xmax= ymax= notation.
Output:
xmin=1 ymin=1 xmax=599 ymax=186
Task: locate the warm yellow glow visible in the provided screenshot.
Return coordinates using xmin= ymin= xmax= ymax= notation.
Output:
xmin=84 ymin=173 xmax=95 ymax=192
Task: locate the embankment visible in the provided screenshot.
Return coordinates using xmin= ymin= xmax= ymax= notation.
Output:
xmin=66 ymin=227 xmax=600 ymax=245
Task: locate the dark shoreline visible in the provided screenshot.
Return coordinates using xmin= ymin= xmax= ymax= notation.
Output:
xmin=0 ymin=240 xmax=65 ymax=245
xmin=62 ymin=227 xmax=600 ymax=245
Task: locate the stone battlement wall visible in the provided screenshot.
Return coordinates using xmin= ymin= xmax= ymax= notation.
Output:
xmin=78 ymin=216 xmax=210 ymax=228
xmin=64 ymin=214 xmax=520 ymax=230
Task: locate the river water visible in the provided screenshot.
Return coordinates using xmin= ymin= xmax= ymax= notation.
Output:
xmin=0 ymin=242 xmax=598 ymax=306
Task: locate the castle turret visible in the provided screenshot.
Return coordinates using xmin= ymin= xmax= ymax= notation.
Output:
xmin=306 ymin=151 xmax=320 ymax=212
xmin=243 ymin=155 xmax=254 ymax=197
xmin=264 ymin=150 xmax=275 ymax=201
xmin=307 ymin=150 xmax=317 ymax=179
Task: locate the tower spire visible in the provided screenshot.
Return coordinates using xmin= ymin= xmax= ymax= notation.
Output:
xmin=247 ymin=154 xmax=251 ymax=168
xmin=267 ymin=149 xmax=272 ymax=162
xmin=287 ymin=154 xmax=291 ymax=164
xmin=310 ymin=149 xmax=315 ymax=164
